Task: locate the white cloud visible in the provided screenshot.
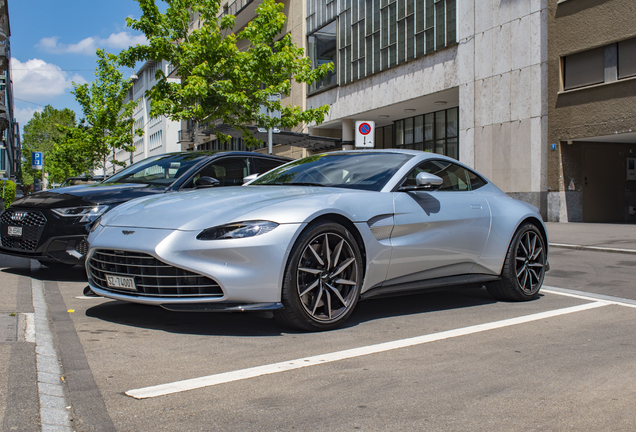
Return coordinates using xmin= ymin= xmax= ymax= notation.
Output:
xmin=11 ymin=58 xmax=87 ymax=101
xmin=14 ymin=107 xmax=42 ymax=128
xmin=37 ymin=32 xmax=147 ymax=56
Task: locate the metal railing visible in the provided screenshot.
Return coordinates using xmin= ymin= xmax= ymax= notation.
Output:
xmin=220 ymin=0 xmax=254 ymax=17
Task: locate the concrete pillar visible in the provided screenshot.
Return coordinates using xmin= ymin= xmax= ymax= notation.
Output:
xmin=342 ymin=119 xmax=354 ymax=142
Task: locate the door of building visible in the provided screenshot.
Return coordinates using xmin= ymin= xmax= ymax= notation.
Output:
xmin=582 ymin=144 xmax=625 ymax=222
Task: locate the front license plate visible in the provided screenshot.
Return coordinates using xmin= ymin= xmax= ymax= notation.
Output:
xmin=106 ymin=274 xmax=136 ymax=291
xmin=7 ymin=226 xmax=22 ymax=237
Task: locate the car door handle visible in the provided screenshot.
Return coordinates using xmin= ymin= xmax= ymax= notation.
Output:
xmin=470 ymin=204 xmax=482 ymax=209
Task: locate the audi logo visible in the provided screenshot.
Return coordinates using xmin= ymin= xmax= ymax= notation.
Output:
xmin=11 ymin=212 xmax=27 ymax=222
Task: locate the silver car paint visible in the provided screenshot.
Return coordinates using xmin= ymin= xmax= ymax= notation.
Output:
xmin=87 ymin=149 xmax=547 ymax=307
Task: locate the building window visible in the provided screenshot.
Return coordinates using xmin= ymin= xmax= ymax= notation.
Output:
xmin=618 ymin=37 xmax=636 ymax=79
xmin=375 ymin=107 xmax=458 ymax=159
xmin=308 ymin=21 xmax=338 ymax=94
xmin=0 ymin=148 xmax=5 ymax=171
xmin=563 ymin=47 xmax=604 ymax=90
xmin=563 ymin=37 xmax=636 ymax=91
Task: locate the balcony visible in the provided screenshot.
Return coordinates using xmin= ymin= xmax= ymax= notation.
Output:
xmin=220 ymin=0 xmax=262 ymax=32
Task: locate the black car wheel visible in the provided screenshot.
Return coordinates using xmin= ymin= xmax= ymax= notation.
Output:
xmin=275 ymin=221 xmax=363 ymax=331
xmin=486 ymin=223 xmax=546 ymax=301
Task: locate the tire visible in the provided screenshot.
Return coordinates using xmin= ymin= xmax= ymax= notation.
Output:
xmin=38 ymin=260 xmax=76 ymax=269
xmin=275 ymin=221 xmax=363 ymax=331
xmin=486 ymin=222 xmax=546 ymax=301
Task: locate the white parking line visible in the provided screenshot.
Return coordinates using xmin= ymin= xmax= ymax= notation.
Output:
xmin=543 ymin=286 xmax=636 ymax=309
xmin=126 ymin=301 xmax=608 ymax=399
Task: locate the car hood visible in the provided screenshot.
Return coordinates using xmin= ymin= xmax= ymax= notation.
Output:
xmin=102 ymin=185 xmax=381 ymax=230
xmin=11 ymin=183 xmax=167 ymax=209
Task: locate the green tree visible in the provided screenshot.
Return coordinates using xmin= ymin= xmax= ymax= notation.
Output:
xmin=54 ymin=49 xmax=137 ymax=178
xmin=20 ymin=105 xmax=76 ymax=186
xmin=119 ymin=0 xmax=333 ymax=148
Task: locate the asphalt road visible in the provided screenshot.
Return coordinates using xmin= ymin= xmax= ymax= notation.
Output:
xmin=2 ymin=245 xmax=636 ymax=431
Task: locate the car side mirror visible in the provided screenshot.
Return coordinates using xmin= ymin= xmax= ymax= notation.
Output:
xmin=194 ymin=176 xmax=220 ymax=188
xmin=243 ymin=173 xmax=259 ymax=184
xmin=398 ymin=172 xmax=443 ymax=192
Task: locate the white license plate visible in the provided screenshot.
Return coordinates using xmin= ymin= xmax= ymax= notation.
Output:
xmin=106 ymin=274 xmax=136 ymax=291
xmin=7 ymin=226 xmax=22 ymax=237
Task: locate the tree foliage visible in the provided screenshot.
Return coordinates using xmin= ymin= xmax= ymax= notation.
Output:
xmin=20 ymin=105 xmax=76 ymax=185
xmin=119 ymin=0 xmax=333 ymax=147
xmin=50 ymin=49 xmax=138 ymax=181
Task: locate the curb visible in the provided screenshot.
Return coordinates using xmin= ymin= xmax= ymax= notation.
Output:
xmin=549 ymin=243 xmax=636 ymax=255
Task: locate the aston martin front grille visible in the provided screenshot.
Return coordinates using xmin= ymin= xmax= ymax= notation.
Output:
xmin=88 ymin=249 xmax=224 ymax=298
xmin=1 ymin=210 xmax=47 ymax=251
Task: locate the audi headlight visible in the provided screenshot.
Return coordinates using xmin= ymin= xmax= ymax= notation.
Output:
xmin=51 ymin=205 xmax=109 ymax=223
xmin=197 ymin=221 xmax=279 ymax=240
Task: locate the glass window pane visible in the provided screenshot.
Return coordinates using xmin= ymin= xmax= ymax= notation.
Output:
xmin=397 ymin=0 xmax=405 ymax=20
xmin=390 ymin=44 xmax=397 ymax=67
xmin=435 ymin=110 xmax=446 ymax=139
xmin=374 ymin=32 xmax=381 ymax=72
xmin=618 ymin=37 xmax=636 ymax=79
xmin=424 ymin=113 xmax=434 ymax=141
xmin=359 ymin=58 xmax=366 ymax=78
xmin=435 ymin=139 xmax=445 ymax=154
xmin=366 ymin=0 xmax=373 ymax=35
xmin=395 ymin=120 xmax=404 ymax=146
xmin=407 ymin=15 xmax=415 ymax=60
xmin=404 ymin=118 xmax=413 ymax=144
xmin=424 ymin=141 xmax=434 ymax=152
xmin=375 ymin=126 xmax=384 ymax=148
xmin=384 ymin=125 xmax=394 ymax=147
xmin=381 ymin=8 xmax=389 ymax=48
xmin=435 ymin=0 xmax=445 ymax=50
xmin=407 ymin=0 xmax=414 ymax=16
xmin=446 ymin=107 xmax=458 ymax=138
xmin=416 ymin=0 xmax=424 ymax=32
xmin=374 ymin=0 xmax=381 ymax=31
xmin=398 ymin=20 xmax=406 ymax=63
xmin=352 ymin=23 xmax=359 ymax=58
xmin=446 ymin=0 xmax=456 ymax=44
xmin=564 ymin=47 xmax=604 ymax=90
xmin=308 ymin=21 xmax=338 ymax=93
xmin=425 ymin=0 xmax=434 ymax=29
xmin=366 ymin=36 xmax=374 ymax=73
xmin=414 ymin=115 xmax=423 ymax=142
xmin=359 ymin=18 xmax=366 ymax=57
xmin=426 ymin=28 xmax=434 ymax=53
xmin=446 ymin=138 xmax=458 ymax=160
xmin=389 ymin=4 xmax=397 ymax=44
xmin=416 ymin=32 xmax=424 ymax=57
xmin=381 ymin=47 xmax=389 ymax=70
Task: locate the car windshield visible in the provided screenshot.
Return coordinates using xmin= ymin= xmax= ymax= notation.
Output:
xmin=250 ymin=152 xmax=413 ymax=191
xmin=103 ymin=153 xmax=210 ymax=186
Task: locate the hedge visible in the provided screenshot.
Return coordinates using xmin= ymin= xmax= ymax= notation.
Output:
xmin=2 ymin=180 xmax=16 ymax=210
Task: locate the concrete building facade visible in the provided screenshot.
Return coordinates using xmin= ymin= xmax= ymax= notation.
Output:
xmin=0 ymin=0 xmax=20 ymax=179
xmin=547 ymin=0 xmax=636 ymax=223
xmin=306 ymin=0 xmax=549 ymax=218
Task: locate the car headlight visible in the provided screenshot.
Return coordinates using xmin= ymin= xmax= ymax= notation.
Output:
xmin=197 ymin=221 xmax=279 ymax=240
xmin=51 ymin=205 xmax=109 ymax=223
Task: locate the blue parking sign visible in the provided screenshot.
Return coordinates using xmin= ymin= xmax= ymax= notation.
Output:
xmin=32 ymin=152 xmax=44 ymax=170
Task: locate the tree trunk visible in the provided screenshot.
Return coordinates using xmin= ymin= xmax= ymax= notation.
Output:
xmin=193 ymin=118 xmax=199 ymax=150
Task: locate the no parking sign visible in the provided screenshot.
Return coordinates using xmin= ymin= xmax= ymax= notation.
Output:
xmin=354 ymin=121 xmax=375 ymax=148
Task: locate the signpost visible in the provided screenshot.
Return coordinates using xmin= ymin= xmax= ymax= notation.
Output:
xmin=355 ymin=121 xmax=375 ymax=148
xmin=32 ymin=152 xmax=44 ymax=192
xmin=257 ymin=94 xmax=281 ymax=154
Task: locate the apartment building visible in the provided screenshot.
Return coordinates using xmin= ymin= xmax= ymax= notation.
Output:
xmin=0 ymin=0 xmax=20 ymax=179
xmin=547 ymin=0 xmax=636 ymax=223
xmin=105 ymin=60 xmax=181 ymax=174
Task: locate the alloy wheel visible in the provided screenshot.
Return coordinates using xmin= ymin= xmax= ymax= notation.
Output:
xmin=515 ymin=230 xmax=545 ymax=293
xmin=296 ymin=232 xmax=359 ymax=323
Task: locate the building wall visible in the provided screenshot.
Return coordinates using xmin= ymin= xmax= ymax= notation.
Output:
xmin=107 ymin=60 xmax=181 ymax=174
xmin=307 ymin=0 xmax=549 ymax=217
xmin=547 ymin=0 xmax=636 ymax=222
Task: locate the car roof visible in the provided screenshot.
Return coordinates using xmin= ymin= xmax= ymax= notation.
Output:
xmin=163 ymin=150 xmax=293 ymax=161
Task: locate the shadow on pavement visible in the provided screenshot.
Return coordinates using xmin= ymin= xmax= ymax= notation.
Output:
xmin=1 ymin=264 xmax=88 ymax=283
xmin=84 ymin=286 xmax=504 ymax=337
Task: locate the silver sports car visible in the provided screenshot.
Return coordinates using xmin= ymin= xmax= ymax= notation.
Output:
xmin=86 ymin=150 xmax=548 ymax=331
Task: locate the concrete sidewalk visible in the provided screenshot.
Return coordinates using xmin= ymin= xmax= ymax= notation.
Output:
xmin=546 ymin=222 xmax=636 ymax=254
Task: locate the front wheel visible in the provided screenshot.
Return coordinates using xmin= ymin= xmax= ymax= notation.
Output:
xmin=486 ymin=223 xmax=546 ymax=301
xmin=275 ymin=221 xmax=363 ymax=331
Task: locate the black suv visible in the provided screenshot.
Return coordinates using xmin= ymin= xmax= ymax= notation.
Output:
xmin=0 ymin=151 xmax=291 ymax=267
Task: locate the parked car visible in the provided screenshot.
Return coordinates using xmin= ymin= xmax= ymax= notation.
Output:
xmin=0 ymin=151 xmax=291 ymax=267
xmin=85 ymin=150 xmax=549 ymax=331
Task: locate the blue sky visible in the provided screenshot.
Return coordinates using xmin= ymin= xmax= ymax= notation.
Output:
xmin=10 ymin=0 xmax=161 ymax=132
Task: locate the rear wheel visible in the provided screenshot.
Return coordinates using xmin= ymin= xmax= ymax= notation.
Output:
xmin=275 ymin=221 xmax=363 ymax=331
xmin=486 ymin=223 xmax=546 ymax=301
